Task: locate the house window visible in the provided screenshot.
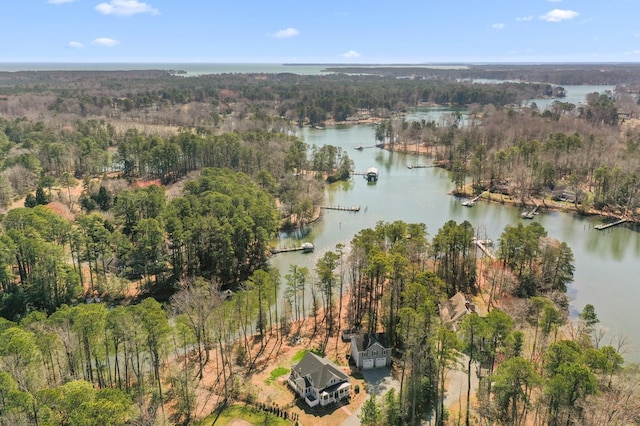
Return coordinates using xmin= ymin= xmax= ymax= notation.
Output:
xmin=382 ymin=350 xmax=386 ymax=355
xmin=372 ymin=350 xmax=377 ymax=356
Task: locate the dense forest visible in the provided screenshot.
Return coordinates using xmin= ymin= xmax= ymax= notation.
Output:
xmin=0 ymin=65 xmax=639 ymax=425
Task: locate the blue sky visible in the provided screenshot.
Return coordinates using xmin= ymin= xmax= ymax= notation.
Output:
xmin=3 ymin=0 xmax=640 ymax=63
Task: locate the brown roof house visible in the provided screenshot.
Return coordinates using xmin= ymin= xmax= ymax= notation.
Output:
xmin=350 ymin=333 xmax=392 ymax=369
xmin=440 ymin=292 xmax=474 ymax=330
xmin=288 ymin=352 xmax=351 ymax=407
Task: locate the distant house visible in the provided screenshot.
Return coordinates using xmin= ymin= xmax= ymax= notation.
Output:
xmin=218 ymin=289 xmax=234 ymax=301
xmin=440 ymin=292 xmax=474 ymax=330
xmin=350 ymin=333 xmax=392 ymax=369
xmin=288 ymin=352 xmax=351 ymax=407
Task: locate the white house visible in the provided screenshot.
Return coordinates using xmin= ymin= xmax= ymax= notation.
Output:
xmin=287 ymin=352 xmax=351 ymax=407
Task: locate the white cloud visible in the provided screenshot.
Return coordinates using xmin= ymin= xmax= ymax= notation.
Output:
xmin=516 ymin=16 xmax=533 ymax=22
xmin=68 ymin=41 xmax=83 ymax=48
xmin=272 ymin=28 xmax=300 ymax=38
xmin=91 ymin=37 xmax=120 ymax=47
xmin=341 ymin=50 xmax=361 ymax=59
xmin=540 ymin=9 xmax=578 ymax=22
xmin=48 ymin=0 xmax=77 ymax=4
xmin=95 ymin=0 xmax=159 ymax=17
xmin=491 ymin=23 xmax=505 ymax=30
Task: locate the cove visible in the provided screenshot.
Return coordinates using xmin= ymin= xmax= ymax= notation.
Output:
xmin=269 ymin=122 xmax=640 ymax=362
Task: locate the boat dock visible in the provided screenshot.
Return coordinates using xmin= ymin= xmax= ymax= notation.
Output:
xmin=320 ymin=205 xmax=361 ymax=212
xmin=355 ymin=145 xmax=376 ymax=150
xmin=595 ymin=218 xmax=627 ymax=230
xmin=521 ymin=204 xmax=539 ymax=219
xmin=461 ymin=191 xmax=487 ymax=207
xmin=473 ymin=238 xmax=495 ymax=259
xmin=407 ymin=164 xmax=434 ymax=169
xmin=270 ymin=242 xmax=314 ymax=254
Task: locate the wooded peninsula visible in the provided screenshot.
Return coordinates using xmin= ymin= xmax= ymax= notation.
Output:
xmin=0 ymin=64 xmax=638 ymax=425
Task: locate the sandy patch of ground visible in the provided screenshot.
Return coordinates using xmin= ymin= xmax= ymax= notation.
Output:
xmin=227 ymin=420 xmax=253 ymax=426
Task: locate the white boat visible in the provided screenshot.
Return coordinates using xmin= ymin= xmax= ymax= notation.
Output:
xmin=462 ymin=200 xmax=474 ymax=207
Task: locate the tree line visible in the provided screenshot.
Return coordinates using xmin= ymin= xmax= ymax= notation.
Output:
xmin=304 ymin=220 xmax=634 ymax=426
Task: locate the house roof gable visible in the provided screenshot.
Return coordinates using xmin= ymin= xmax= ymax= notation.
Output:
xmin=351 ymin=333 xmax=391 ymax=352
xmin=292 ymin=352 xmax=349 ymax=391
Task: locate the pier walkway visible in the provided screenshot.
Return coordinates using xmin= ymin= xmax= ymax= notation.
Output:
xmin=270 ymin=242 xmax=314 ymax=254
xmin=462 ymin=191 xmax=488 ymax=207
xmin=473 ymin=238 xmax=495 ymax=259
xmin=321 ymin=205 xmax=361 ymax=212
xmin=595 ymin=218 xmax=627 ymax=230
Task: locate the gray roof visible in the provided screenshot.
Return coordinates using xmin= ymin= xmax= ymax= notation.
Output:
xmin=351 ymin=333 xmax=390 ymax=352
xmin=441 ymin=292 xmax=471 ymax=323
xmin=292 ymin=352 xmax=348 ymax=391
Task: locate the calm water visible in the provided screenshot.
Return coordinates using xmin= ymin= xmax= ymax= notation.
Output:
xmin=269 ymin=124 xmax=640 ymax=362
xmin=526 ymin=85 xmax=615 ymax=110
xmin=400 ymin=85 xmax=616 ymax=126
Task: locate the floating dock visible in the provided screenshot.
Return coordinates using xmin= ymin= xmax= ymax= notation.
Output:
xmin=595 ymin=218 xmax=627 ymax=230
xmin=320 ymin=205 xmax=361 ymax=212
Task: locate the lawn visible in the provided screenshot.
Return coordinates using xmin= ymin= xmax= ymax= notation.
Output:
xmin=265 ymin=366 xmax=290 ymax=385
xmin=196 ymin=404 xmax=290 ymax=426
xmin=290 ymin=349 xmax=307 ymax=364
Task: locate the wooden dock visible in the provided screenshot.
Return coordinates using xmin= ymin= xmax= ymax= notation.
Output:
xmin=355 ymin=145 xmax=376 ymax=150
xmin=595 ymin=218 xmax=627 ymax=230
xmin=321 ymin=205 xmax=361 ymax=212
xmin=521 ymin=204 xmax=539 ymax=219
xmin=270 ymin=242 xmax=314 ymax=254
xmin=461 ymin=191 xmax=488 ymax=207
xmin=407 ymin=164 xmax=434 ymax=169
xmin=473 ymin=238 xmax=495 ymax=259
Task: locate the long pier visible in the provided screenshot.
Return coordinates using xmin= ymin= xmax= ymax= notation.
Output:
xmin=320 ymin=205 xmax=361 ymax=212
xmin=270 ymin=242 xmax=314 ymax=254
xmin=473 ymin=238 xmax=495 ymax=259
xmin=462 ymin=191 xmax=488 ymax=207
xmin=355 ymin=145 xmax=377 ymax=150
xmin=595 ymin=218 xmax=627 ymax=230
xmin=407 ymin=164 xmax=434 ymax=169
xmin=270 ymin=247 xmax=306 ymax=254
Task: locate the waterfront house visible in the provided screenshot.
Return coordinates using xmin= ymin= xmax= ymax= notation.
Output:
xmin=288 ymin=352 xmax=351 ymax=407
xmin=350 ymin=333 xmax=392 ymax=369
xmin=440 ymin=292 xmax=474 ymax=330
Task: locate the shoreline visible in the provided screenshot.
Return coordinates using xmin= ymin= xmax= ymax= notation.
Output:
xmin=380 ymin=142 xmax=638 ymax=226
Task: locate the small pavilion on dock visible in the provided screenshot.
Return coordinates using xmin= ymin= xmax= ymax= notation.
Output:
xmin=365 ymin=167 xmax=379 ymax=182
